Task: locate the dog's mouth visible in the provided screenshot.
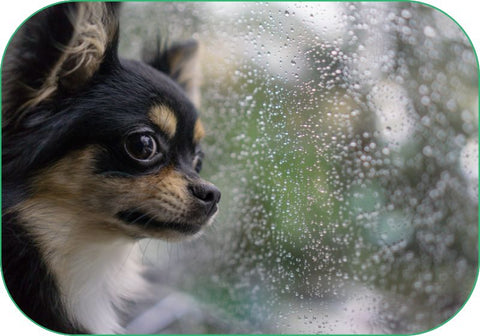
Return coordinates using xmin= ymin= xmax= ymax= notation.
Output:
xmin=116 ymin=210 xmax=204 ymax=235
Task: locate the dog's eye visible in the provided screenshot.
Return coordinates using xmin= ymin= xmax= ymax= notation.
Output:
xmin=193 ymin=154 xmax=203 ymax=173
xmin=125 ymin=133 xmax=159 ymax=161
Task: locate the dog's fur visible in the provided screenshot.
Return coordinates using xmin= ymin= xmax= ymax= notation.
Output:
xmin=2 ymin=3 xmax=220 ymax=333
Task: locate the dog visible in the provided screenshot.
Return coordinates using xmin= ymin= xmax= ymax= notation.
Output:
xmin=1 ymin=2 xmax=220 ymax=334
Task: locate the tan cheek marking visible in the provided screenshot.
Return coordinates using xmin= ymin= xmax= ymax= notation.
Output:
xmin=149 ymin=105 xmax=177 ymax=138
xmin=31 ymin=147 xmax=98 ymax=201
xmin=14 ymin=146 xmax=201 ymax=247
xmin=15 ymin=147 xmax=128 ymax=254
xmin=28 ymin=148 xmax=191 ymax=212
xmin=28 ymin=147 xmax=140 ymax=215
xmin=193 ymin=119 xmax=205 ymax=143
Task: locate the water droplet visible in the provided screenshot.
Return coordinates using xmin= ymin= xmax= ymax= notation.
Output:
xmin=423 ymin=26 xmax=436 ymax=38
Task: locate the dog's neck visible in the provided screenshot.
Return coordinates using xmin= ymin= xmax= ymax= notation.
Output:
xmin=58 ymin=236 xmax=146 ymax=333
xmin=16 ymin=200 xmax=147 ymax=333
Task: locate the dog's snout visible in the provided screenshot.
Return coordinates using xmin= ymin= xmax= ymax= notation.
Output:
xmin=190 ymin=183 xmax=221 ymax=215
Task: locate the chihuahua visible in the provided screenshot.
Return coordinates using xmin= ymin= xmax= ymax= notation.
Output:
xmin=2 ymin=2 xmax=220 ymax=334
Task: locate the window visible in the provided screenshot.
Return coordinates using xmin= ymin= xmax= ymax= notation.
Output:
xmin=120 ymin=2 xmax=478 ymax=334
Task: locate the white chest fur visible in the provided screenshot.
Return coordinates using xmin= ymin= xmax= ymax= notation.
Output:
xmin=57 ymin=239 xmax=147 ymax=334
xmin=18 ymin=199 xmax=149 ymax=333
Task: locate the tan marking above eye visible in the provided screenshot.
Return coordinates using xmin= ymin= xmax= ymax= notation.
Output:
xmin=193 ymin=119 xmax=205 ymax=143
xmin=149 ymin=105 xmax=177 ymax=138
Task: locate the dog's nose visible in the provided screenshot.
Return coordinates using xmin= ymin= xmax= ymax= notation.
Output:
xmin=189 ymin=183 xmax=221 ymax=216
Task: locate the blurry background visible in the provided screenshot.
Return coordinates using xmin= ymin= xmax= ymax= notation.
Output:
xmin=118 ymin=2 xmax=478 ymax=334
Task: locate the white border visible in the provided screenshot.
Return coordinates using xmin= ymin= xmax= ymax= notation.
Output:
xmin=0 ymin=1 xmax=478 ymax=335
xmin=0 ymin=2 xmax=62 ymax=336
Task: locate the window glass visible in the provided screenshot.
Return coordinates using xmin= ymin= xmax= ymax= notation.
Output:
xmin=120 ymin=2 xmax=478 ymax=334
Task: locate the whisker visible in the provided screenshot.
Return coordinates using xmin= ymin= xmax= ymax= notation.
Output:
xmin=98 ymin=171 xmax=135 ymax=178
xmin=140 ymin=238 xmax=153 ymax=264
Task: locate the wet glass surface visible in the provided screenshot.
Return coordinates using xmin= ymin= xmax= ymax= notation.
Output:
xmin=119 ymin=2 xmax=478 ymax=334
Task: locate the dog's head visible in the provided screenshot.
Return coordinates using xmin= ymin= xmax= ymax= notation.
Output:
xmin=2 ymin=3 xmax=220 ymax=240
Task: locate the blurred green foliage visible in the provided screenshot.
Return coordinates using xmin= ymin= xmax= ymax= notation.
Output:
xmin=120 ymin=2 xmax=478 ymax=333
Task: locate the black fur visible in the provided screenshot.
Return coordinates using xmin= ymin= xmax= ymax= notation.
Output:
xmin=2 ymin=212 xmax=81 ymax=333
xmin=2 ymin=2 xmax=219 ymax=333
xmin=2 ymin=8 xmax=198 ymax=188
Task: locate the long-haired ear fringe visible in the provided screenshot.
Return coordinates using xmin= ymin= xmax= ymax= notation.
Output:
xmin=2 ymin=2 xmax=120 ymax=131
xmin=58 ymin=2 xmax=120 ymax=91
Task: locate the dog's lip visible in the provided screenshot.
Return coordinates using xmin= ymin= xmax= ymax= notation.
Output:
xmin=208 ymin=203 xmax=218 ymax=217
xmin=116 ymin=210 xmax=203 ymax=235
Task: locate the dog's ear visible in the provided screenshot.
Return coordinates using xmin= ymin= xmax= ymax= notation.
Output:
xmin=143 ymin=39 xmax=201 ymax=107
xmin=2 ymin=2 xmax=120 ymax=128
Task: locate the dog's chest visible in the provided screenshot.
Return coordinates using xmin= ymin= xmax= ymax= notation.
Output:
xmin=53 ymin=239 xmax=147 ymax=333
